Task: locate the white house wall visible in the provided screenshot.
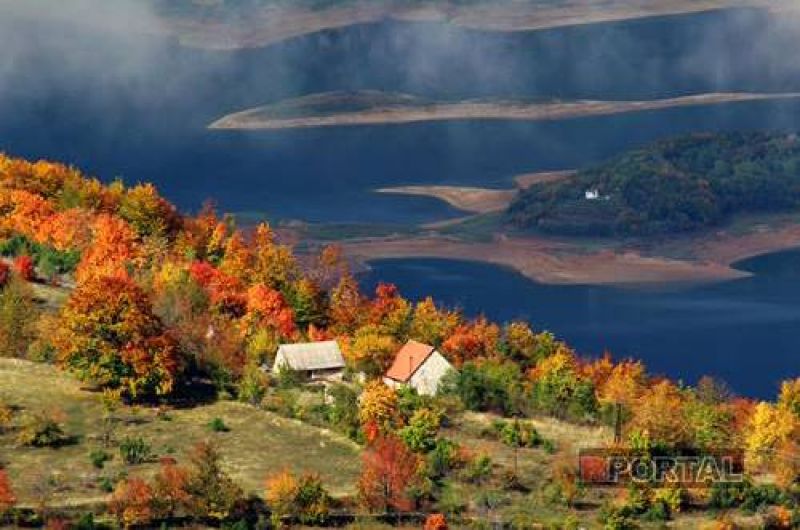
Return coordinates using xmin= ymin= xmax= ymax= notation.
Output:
xmin=408 ymin=351 xmax=452 ymax=396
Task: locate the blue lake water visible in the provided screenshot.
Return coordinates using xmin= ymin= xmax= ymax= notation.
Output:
xmin=361 ymin=252 xmax=800 ymax=399
xmin=2 ymin=7 xmax=800 ymax=396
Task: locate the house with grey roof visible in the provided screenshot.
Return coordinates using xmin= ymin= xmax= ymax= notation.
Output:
xmin=272 ymin=340 xmax=345 ymax=381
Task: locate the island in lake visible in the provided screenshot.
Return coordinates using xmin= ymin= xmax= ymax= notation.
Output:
xmin=296 ymin=132 xmax=800 ymax=285
xmin=209 ymin=90 xmax=800 ymax=130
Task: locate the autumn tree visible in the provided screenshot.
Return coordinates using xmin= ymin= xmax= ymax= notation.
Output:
xmin=409 ymin=297 xmax=460 ymax=347
xmin=75 ymin=214 xmax=139 ymax=283
xmin=344 ymin=325 xmax=398 ymax=376
xmin=13 ymin=255 xmax=34 ymax=281
xmin=358 ymin=381 xmax=399 ymax=432
xmin=0 ymin=470 xmax=16 ymax=518
xmin=441 ymin=316 xmax=500 ymax=366
xmin=358 ymin=434 xmax=420 ymax=512
xmin=110 ymin=477 xmax=154 ymax=528
xmin=529 ymin=347 xmax=597 ymax=420
xmin=264 ymin=469 xmax=330 ymax=526
xmin=53 ymin=274 xmax=183 ymax=399
xmin=118 ymin=183 xmax=180 ymax=239
xmin=627 ymin=381 xmax=690 ymax=448
xmin=244 ymin=283 xmax=297 ymax=339
xmin=778 ymin=378 xmax=800 ymax=416
xmin=219 ymin=231 xmax=252 ymax=282
xmin=745 ymin=401 xmax=797 ymax=470
xmin=251 ymin=223 xmax=299 ymax=290
xmin=0 ymin=276 xmax=40 ymax=357
xmin=328 ymin=274 xmax=364 ymax=335
xmin=151 ymin=458 xmax=191 ymax=520
xmin=368 ymin=283 xmax=411 ymax=338
xmin=185 ymin=441 xmax=243 ymax=520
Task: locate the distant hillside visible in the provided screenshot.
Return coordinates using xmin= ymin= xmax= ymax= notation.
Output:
xmin=507 ymin=132 xmax=800 ymax=236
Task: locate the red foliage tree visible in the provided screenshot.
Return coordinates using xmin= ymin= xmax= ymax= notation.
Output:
xmin=358 ymin=434 xmax=420 ymax=513
xmin=13 ymin=255 xmax=35 ymax=281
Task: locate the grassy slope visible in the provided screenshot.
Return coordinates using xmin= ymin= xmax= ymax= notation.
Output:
xmin=0 ymin=359 xmax=361 ymax=508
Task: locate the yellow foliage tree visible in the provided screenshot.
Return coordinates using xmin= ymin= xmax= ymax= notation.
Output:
xmin=358 ymin=381 xmax=399 ymax=431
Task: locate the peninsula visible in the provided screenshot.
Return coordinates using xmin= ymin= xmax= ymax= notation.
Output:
xmin=209 ymin=91 xmax=800 ymax=130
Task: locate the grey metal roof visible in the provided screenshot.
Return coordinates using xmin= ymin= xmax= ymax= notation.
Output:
xmin=276 ymin=341 xmax=345 ymax=371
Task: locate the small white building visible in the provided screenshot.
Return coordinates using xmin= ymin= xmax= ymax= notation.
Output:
xmin=272 ymin=341 xmax=345 ymax=382
xmin=383 ymin=340 xmax=454 ymax=396
xmin=585 ymin=188 xmax=600 ymax=200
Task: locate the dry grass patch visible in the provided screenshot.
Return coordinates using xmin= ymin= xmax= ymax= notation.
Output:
xmin=0 ymin=359 xmax=361 ymax=509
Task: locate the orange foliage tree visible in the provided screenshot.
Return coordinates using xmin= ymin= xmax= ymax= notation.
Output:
xmin=53 ymin=274 xmax=182 ymax=399
xmin=75 ymin=214 xmax=139 ymax=283
xmin=110 ymin=476 xmax=154 ymax=527
xmin=244 ymin=283 xmax=297 ymax=339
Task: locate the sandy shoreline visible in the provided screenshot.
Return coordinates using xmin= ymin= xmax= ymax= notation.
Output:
xmin=209 ymin=92 xmax=800 ymax=130
xmin=376 ymin=171 xmax=575 ymax=214
xmin=165 ymin=0 xmax=791 ymax=50
xmin=339 ymin=219 xmax=800 ymax=286
xmin=376 ymin=186 xmax=517 ymax=214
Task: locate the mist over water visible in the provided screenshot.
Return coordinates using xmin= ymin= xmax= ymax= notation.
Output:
xmin=1 ymin=6 xmax=800 ymax=221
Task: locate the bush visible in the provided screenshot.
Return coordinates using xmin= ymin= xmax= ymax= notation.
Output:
xmin=462 ymin=454 xmax=492 ymax=485
xmin=89 ymin=449 xmax=112 ymax=469
xmin=17 ymin=412 xmax=69 ymax=447
xmin=427 ymin=439 xmax=462 ymax=481
xmin=494 ymin=419 xmax=543 ymax=448
xmin=399 ymin=408 xmax=441 ymax=453
xmin=208 ymin=417 xmax=229 ymax=432
xmin=119 ymin=436 xmax=153 ymax=465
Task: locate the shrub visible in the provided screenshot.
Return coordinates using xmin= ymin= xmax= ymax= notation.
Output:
xmin=427 ymin=439 xmax=462 ymax=481
xmin=119 ymin=436 xmax=153 ymax=465
xmin=424 ymin=513 xmax=448 ymax=530
xmin=462 ymin=454 xmax=492 ymax=485
xmin=399 ymin=408 xmax=441 ymax=453
xmin=208 ymin=417 xmax=229 ymax=432
xmin=89 ymin=449 xmax=112 ymax=469
xmin=17 ymin=412 xmax=68 ymax=447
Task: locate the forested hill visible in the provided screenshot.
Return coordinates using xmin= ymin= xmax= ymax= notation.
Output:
xmin=507 ymin=132 xmax=800 ymax=236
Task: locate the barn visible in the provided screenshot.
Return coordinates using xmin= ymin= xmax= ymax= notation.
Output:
xmin=272 ymin=340 xmax=346 ymax=382
xmin=383 ymin=340 xmax=453 ymax=396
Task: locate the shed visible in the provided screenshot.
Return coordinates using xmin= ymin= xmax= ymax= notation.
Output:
xmin=272 ymin=340 xmax=345 ymax=381
xmin=383 ymin=340 xmax=453 ymax=396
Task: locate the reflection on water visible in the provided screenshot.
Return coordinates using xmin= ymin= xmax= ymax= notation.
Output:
xmin=361 ymin=250 xmax=800 ymax=398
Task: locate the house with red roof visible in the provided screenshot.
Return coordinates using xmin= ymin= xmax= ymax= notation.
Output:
xmin=383 ymin=340 xmax=454 ymax=396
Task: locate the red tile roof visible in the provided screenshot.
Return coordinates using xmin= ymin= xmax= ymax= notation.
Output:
xmin=385 ymin=340 xmax=436 ymax=383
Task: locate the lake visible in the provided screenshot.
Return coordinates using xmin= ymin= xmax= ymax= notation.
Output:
xmin=1 ymin=9 xmax=800 ymax=224
xmin=2 ymin=6 xmax=800 ymax=396
xmin=361 ymin=252 xmax=800 ymax=399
